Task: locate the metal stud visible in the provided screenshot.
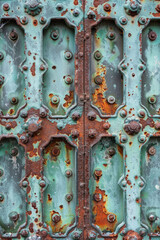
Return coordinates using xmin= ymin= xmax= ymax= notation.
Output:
xmin=148 ymin=31 xmax=157 ymax=41
xmin=139 ymin=228 xmax=147 ymax=237
xmin=103 ymin=3 xmax=111 ymax=12
xmin=138 ymin=135 xmax=146 ymax=143
xmin=72 ymin=231 xmax=81 ymax=240
xmin=52 ymin=213 xmax=61 ymax=223
xmin=72 ymin=112 xmax=81 ymax=121
xmin=39 ymin=180 xmax=46 ymax=188
xmin=20 ymin=111 xmax=28 ymax=118
xmin=94 ymin=50 xmax=102 ymax=61
xmin=40 ymin=107 xmax=47 ymax=118
xmin=108 ymin=147 xmax=116 ymax=156
xmin=103 ymin=122 xmax=110 ymax=130
xmin=56 ymin=3 xmax=64 ymax=11
xmin=139 ymin=181 xmax=144 ymax=187
xmin=122 ymin=180 xmax=127 ymax=187
xmin=138 ymin=109 xmax=145 ymax=118
xmin=3 ymin=3 xmax=10 ymax=11
xmin=20 ymin=17 xmax=28 ymax=25
xmin=73 ymin=8 xmax=80 ymax=17
xmin=119 ymin=16 xmax=128 ymax=25
xmin=107 ymin=214 xmax=115 ymax=223
xmin=51 ymin=147 xmax=60 ymax=157
xmin=39 ymin=16 xmax=47 ymax=24
xmin=107 ymin=32 xmax=116 ymax=40
xmin=107 ymin=96 xmax=115 ymax=104
xmin=139 ymin=17 xmax=146 ymax=25
xmin=87 ymin=10 xmax=96 ymax=19
xmin=64 ymin=51 xmax=73 ymax=60
xmin=148 ymin=146 xmax=156 ymax=156
xmin=11 ymin=147 xmax=18 ymax=156
xmin=20 ymin=135 xmax=29 ymax=144
xmin=88 ymin=129 xmax=97 ymax=138
xmin=120 ymin=109 xmax=127 ymax=118
xmin=155 ymin=122 xmax=160 ymax=130
xmin=57 ymin=121 xmax=64 ymax=130
xmin=65 ymin=169 xmax=72 ymax=178
xmin=93 ymin=193 xmax=102 ymax=202
xmin=64 ymin=75 xmax=73 ymax=84
xmin=94 ymin=75 xmax=103 ymax=85
xmin=10 ymin=97 xmax=19 ymax=105
xmin=65 ymin=193 xmax=73 ymax=202
xmin=20 ymin=229 xmax=29 ymax=237
xmin=9 ymin=211 xmax=19 ymax=221
xmin=139 ymin=65 xmax=144 ymax=71
xmin=51 ymin=30 xmax=59 ymax=40
xmin=22 ymin=180 xmax=28 ymax=188
xmin=148 ymin=213 xmax=156 ymax=222
xmin=51 ymin=96 xmax=60 ymax=104
xmin=121 ymin=135 xmax=127 ymax=143
xmin=88 ymin=111 xmax=96 ymax=121
xmin=148 ymin=95 xmax=156 ymax=104
xmin=94 ymin=169 xmax=102 ymax=178
xmin=71 ymin=129 xmax=79 ymax=138
xmin=9 ymin=30 xmax=18 ymax=41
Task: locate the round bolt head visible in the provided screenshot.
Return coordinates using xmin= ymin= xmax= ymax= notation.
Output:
xmin=9 ymin=30 xmax=18 ymax=41
xmin=139 ymin=181 xmax=144 ymax=187
xmin=10 ymin=97 xmax=19 ymax=105
xmin=148 ymin=95 xmax=156 ymax=104
xmin=22 ymin=180 xmax=28 ymax=188
xmin=138 ymin=109 xmax=145 ymax=118
xmin=51 ymin=147 xmax=60 ymax=157
xmin=88 ymin=111 xmax=96 ymax=121
xmin=9 ymin=211 xmax=19 ymax=221
xmin=20 ymin=17 xmax=28 ymax=25
xmin=41 ymin=229 xmax=48 ymax=237
xmin=5 ymin=123 xmax=11 ymax=130
xmin=11 ymin=147 xmax=18 ymax=156
xmin=119 ymin=16 xmax=128 ymax=25
xmin=138 ymin=135 xmax=146 ymax=143
xmin=39 ymin=16 xmax=47 ymax=24
xmin=23 ymin=65 xmax=28 ymax=71
xmin=20 ymin=135 xmax=29 ymax=144
xmin=107 ymin=31 xmax=116 ymax=40
xmin=155 ymin=121 xmax=160 ymax=130
xmin=39 ymin=180 xmax=46 ymax=188
xmin=148 ymin=213 xmax=156 ymax=222
xmin=94 ymin=50 xmax=102 ymax=61
xmin=72 ymin=231 xmax=81 ymax=239
xmin=107 ymin=214 xmax=115 ymax=223
xmin=57 ymin=121 xmax=64 ymax=130
xmin=0 ymin=52 xmax=4 ymax=60
xmin=0 ymin=169 xmax=4 ymax=177
xmin=94 ymin=75 xmax=103 ymax=85
xmin=73 ymin=8 xmax=80 ymax=17
xmin=122 ymin=180 xmax=127 ymax=187
xmin=56 ymin=3 xmax=63 ymax=11
xmin=64 ymin=75 xmax=73 ymax=84
xmin=148 ymin=31 xmax=157 ymax=41
xmin=51 ymin=95 xmax=60 ymax=104
xmin=0 ymin=75 xmax=4 ymax=85
xmin=88 ymin=230 xmax=96 ymax=239
xmin=103 ymin=3 xmax=111 ymax=12
xmin=94 ymin=169 xmax=102 ymax=177
xmin=0 ymin=193 xmax=4 ymax=201
xmin=107 ymin=96 xmax=115 ymax=104
xmin=139 ymin=228 xmax=147 ymax=237
xmin=139 ymin=65 xmax=144 ymax=71
xmin=139 ymin=17 xmax=146 ymax=25
xmin=148 ymin=146 xmax=156 ymax=156
xmin=121 ymin=135 xmax=127 ymax=143
xmin=108 ymin=147 xmax=116 ymax=156
xmin=28 ymin=123 xmax=39 ymax=133
xmin=3 ymin=3 xmax=10 ymax=11
xmin=124 ymin=121 xmax=141 ymax=135
xmin=71 ymin=129 xmax=79 ymax=138
xmin=21 ymin=229 xmax=29 ymax=237
xmin=103 ymin=122 xmax=110 ymax=130
xmin=121 ymin=64 xmax=127 ymax=70
xmin=52 ymin=213 xmax=61 ymax=223
xmin=87 ymin=10 xmax=96 ymax=19
xmin=120 ymin=109 xmax=127 ymax=118
xmin=93 ymin=193 xmax=102 ymax=202
xmin=88 ymin=129 xmax=97 ymax=138
xmin=65 ymin=193 xmax=73 ymax=202
xmin=64 ymin=51 xmax=73 ymax=60
xmin=51 ymin=30 xmax=59 ymax=40
xmin=40 ymin=107 xmax=47 ymax=118
xmin=20 ymin=111 xmax=28 ymax=118
xmin=65 ymin=169 xmax=72 ymax=178
xmin=72 ymin=112 xmax=81 ymax=121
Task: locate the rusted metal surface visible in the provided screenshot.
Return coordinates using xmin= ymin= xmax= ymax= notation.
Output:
xmin=0 ymin=0 xmax=160 ymax=239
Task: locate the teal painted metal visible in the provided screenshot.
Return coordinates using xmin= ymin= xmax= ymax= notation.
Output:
xmin=0 ymin=0 xmax=160 ymax=239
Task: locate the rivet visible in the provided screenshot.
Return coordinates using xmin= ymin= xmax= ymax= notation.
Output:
xmin=94 ymin=75 xmax=103 ymax=85
xmin=139 ymin=228 xmax=147 ymax=237
xmin=71 ymin=129 xmax=79 ymax=138
xmin=64 ymin=75 xmax=73 ymax=84
xmin=5 ymin=123 xmax=11 ymax=130
xmin=39 ymin=180 xmax=46 ymax=188
xmin=0 ymin=52 xmax=4 ymax=60
xmin=139 ymin=181 xmax=144 ymax=187
xmin=23 ymin=66 xmax=28 ymax=71
xmin=88 ymin=111 xmax=96 ymax=121
xmin=107 ymin=96 xmax=115 ymax=104
xmin=9 ymin=30 xmax=18 ymax=41
xmin=52 ymin=214 xmax=61 ymax=223
xmin=88 ymin=129 xmax=97 ymax=138
xmin=20 ymin=135 xmax=29 ymax=144
xmin=94 ymin=50 xmax=102 ymax=61
xmin=148 ymin=146 xmax=156 ymax=156
xmin=65 ymin=193 xmax=73 ymax=202
xmin=103 ymin=122 xmax=110 ymax=130
xmin=51 ymin=30 xmax=59 ymax=40
xmin=122 ymin=180 xmax=127 ymax=187
xmin=107 ymin=214 xmax=115 ymax=223
xmin=148 ymin=213 xmax=156 ymax=222
xmin=155 ymin=121 xmax=160 ymax=130
xmin=39 ymin=16 xmax=47 ymax=24
xmin=41 ymin=229 xmax=48 ymax=237
xmin=120 ymin=228 xmax=128 ymax=236
xmin=121 ymin=135 xmax=127 ymax=143
xmin=20 ymin=17 xmax=28 ymax=25
xmin=139 ymin=65 xmax=144 ymax=71
xmin=108 ymin=147 xmax=116 ymax=156
xmin=9 ymin=211 xmax=19 ymax=221
xmin=87 ymin=10 xmax=96 ymax=19
xmin=0 ymin=194 xmax=4 ymax=202
xmin=65 ymin=169 xmax=72 ymax=178
xmin=138 ymin=109 xmax=145 ymax=118
xmin=0 ymin=75 xmax=4 ymax=85
xmin=10 ymin=97 xmax=19 ymax=105
xmin=40 ymin=64 xmax=45 ymax=71
xmin=64 ymin=51 xmax=73 ymax=60
xmin=148 ymin=95 xmax=156 ymax=104
xmin=57 ymin=121 xmax=64 ymax=130
xmin=103 ymin=3 xmax=111 ymax=12
xmin=156 ymin=4 xmax=160 ymax=12
xmin=0 ymin=169 xmax=4 ymax=177
xmin=21 ymin=229 xmax=29 ymax=237
xmin=121 ymin=64 xmax=127 ymax=70
xmin=40 ymin=107 xmax=47 ymax=118
xmin=22 ymin=180 xmax=28 ymax=188
xmin=51 ymin=95 xmax=60 ymax=104
xmin=148 ymin=31 xmax=157 ymax=41
xmin=94 ymin=169 xmax=102 ymax=177
xmin=3 ymin=3 xmax=10 ymax=11
xmin=51 ymin=147 xmax=60 ymax=157
xmin=72 ymin=231 xmax=81 ymax=239
xmin=11 ymin=147 xmax=18 ymax=156
xmin=73 ymin=8 xmax=80 ymax=17
xmin=93 ymin=193 xmax=102 ymax=202
xmin=20 ymin=111 xmax=28 ymax=118
xmin=124 ymin=120 xmax=141 ymax=135
xmin=139 ymin=17 xmax=146 ymax=25
xmin=56 ymin=3 xmax=64 ymax=11
xmin=107 ymin=31 xmax=116 ymax=40
xmin=138 ymin=135 xmax=146 ymax=143
xmin=120 ymin=109 xmax=127 ymax=118
xmin=72 ymin=112 xmax=81 ymax=121
xmin=119 ymin=17 xmax=128 ymax=25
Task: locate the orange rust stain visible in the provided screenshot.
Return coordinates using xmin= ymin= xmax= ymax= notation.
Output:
xmin=117 ymin=145 xmax=123 ymax=158
xmin=47 ymin=194 xmax=52 ymax=203
xmin=152 ymin=12 xmax=160 ymax=17
xmin=9 ymin=109 xmax=15 ymax=115
xmin=59 ymin=205 xmax=63 ymax=209
xmin=93 ymin=0 xmax=107 ymax=7
xmin=61 ymin=9 xmax=68 ymax=16
xmin=92 ymin=186 xmax=117 ymax=232
xmin=63 ymin=91 xmax=74 ymax=108
xmin=103 ymin=164 xmax=108 ymax=167
xmin=74 ymin=0 xmax=78 ymax=5
xmin=30 ymin=62 xmax=35 ymax=76
xmin=140 ymin=118 xmax=154 ymax=130
xmin=29 ymin=147 xmax=38 ymax=158
xmin=33 ymin=19 xmax=38 ymax=26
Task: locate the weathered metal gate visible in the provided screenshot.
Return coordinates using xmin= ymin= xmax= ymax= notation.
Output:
xmin=0 ymin=0 xmax=160 ymax=239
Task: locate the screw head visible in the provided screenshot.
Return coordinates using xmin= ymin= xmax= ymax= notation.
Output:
xmin=72 ymin=112 xmax=81 ymax=121
xmin=3 ymin=3 xmax=10 ymax=11
xmin=11 ymin=147 xmax=18 ymax=156
xmin=138 ymin=135 xmax=146 ymax=143
xmin=0 ymin=52 xmax=4 ymax=60
xmin=10 ymin=97 xmax=18 ymax=105
xmin=120 ymin=109 xmax=127 ymax=118
xmin=51 ymin=147 xmax=60 ymax=157
xmin=107 ymin=214 xmax=115 ymax=223
xmin=108 ymin=147 xmax=116 ymax=156
xmin=119 ymin=16 xmax=128 ymax=25
xmin=51 ymin=95 xmax=60 ymax=104
xmin=148 ymin=95 xmax=156 ymax=104
xmin=73 ymin=8 xmax=80 ymax=17
xmin=148 ymin=213 xmax=156 ymax=222
xmin=88 ymin=111 xmax=96 ymax=121
xmin=103 ymin=3 xmax=111 ymax=12
xmin=103 ymin=122 xmax=110 ymax=130
xmin=88 ymin=129 xmax=97 ymax=138
xmin=57 ymin=121 xmax=64 ymax=130
xmin=107 ymin=96 xmax=115 ymax=104
xmin=0 ymin=194 xmax=4 ymax=202
xmin=94 ymin=75 xmax=103 ymax=85
xmin=9 ymin=211 xmax=19 ymax=221
xmin=139 ymin=65 xmax=144 ymax=71
xmin=39 ymin=180 xmax=46 ymax=188
xmin=122 ymin=180 xmax=127 ymax=187
xmin=93 ymin=193 xmax=102 ymax=202
xmin=64 ymin=51 xmax=73 ymax=60
xmin=0 ymin=75 xmax=4 ymax=85
xmin=107 ymin=31 xmax=116 ymax=40
xmin=94 ymin=50 xmax=102 ymax=61
xmin=20 ymin=111 xmax=28 ymax=118
xmin=5 ymin=123 xmax=11 ymax=130
xmin=148 ymin=146 xmax=156 ymax=155
xmin=23 ymin=65 xmax=28 ymax=71
xmin=56 ymin=3 xmax=63 ymax=11
xmin=139 ymin=17 xmax=146 ymax=25
xmin=121 ymin=64 xmax=127 ymax=70
xmin=87 ymin=10 xmax=96 ymax=19
xmin=22 ymin=180 xmax=28 ymax=188
xmin=52 ymin=213 xmax=61 ymax=223
xmin=20 ymin=135 xmax=29 ymax=144
xmin=138 ymin=109 xmax=145 ymax=118
xmin=65 ymin=169 xmax=72 ymax=178
xmin=9 ymin=30 xmax=18 ymax=41
xmin=51 ymin=30 xmax=59 ymax=40
xmin=65 ymin=193 xmax=73 ymax=202
xmin=39 ymin=16 xmax=47 ymax=24
xmin=121 ymin=135 xmax=127 ymax=143
xmin=139 ymin=181 xmax=144 ymax=187
xmin=148 ymin=31 xmax=157 ymax=41
xmin=21 ymin=229 xmax=29 ymax=237
xmin=94 ymin=169 xmax=102 ymax=177
xmin=64 ymin=75 xmax=73 ymax=84
xmin=40 ymin=107 xmax=47 ymax=118
xmin=71 ymin=129 xmax=79 ymax=138
xmin=20 ymin=17 xmax=28 ymax=25
xmin=0 ymin=169 xmax=4 ymax=177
